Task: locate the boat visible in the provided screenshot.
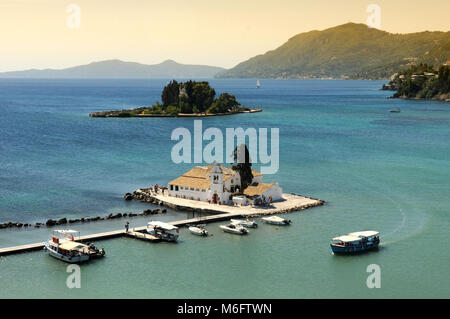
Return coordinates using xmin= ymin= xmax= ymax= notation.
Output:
xmin=230 ymin=219 xmax=258 ymax=228
xmin=330 ymin=230 xmax=380 ymax=254
xmin=220 ymin=223 xmax=249 ymax=235
xmin=44 ymin=230 xmax=105 ymax=263
xmin=261 ymin=216 xmax=291 ymax=225
xmin=256 ymin=80 xmax=260 ymax=88
xmin=188 ymin=224 xmax=208 ymax=236
xmin=146 ymin=221 xmax=179 ymax=242
xmin=389 ymin=108 xmax=401 ymax=113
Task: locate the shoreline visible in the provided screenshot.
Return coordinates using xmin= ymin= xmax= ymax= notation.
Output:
xmin=89 ymin=108 xmax=262 ymax=118
xmin=133 ymin=188 xmax=325 ymax=216
xmin=389 ymin=96 xmax=450 ymax=102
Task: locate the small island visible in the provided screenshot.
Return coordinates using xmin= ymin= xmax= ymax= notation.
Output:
xmin=90 ymin=80 xmax=262 ymax=117
xmin=382 ymin=63 xmax=450 ymax=102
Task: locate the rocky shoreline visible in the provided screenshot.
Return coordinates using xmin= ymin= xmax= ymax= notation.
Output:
xmin=89 ymin=108 xmax=262 ymax=118
xmin=0 ymin=191 xmax=166 ymax=231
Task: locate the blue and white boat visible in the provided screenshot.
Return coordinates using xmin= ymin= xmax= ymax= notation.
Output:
xmin=330 ymin=231 xmax=380 ymax=254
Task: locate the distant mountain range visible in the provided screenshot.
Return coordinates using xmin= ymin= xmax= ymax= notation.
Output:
xmin=2 ymin=23 xmax=449 ymax=80
xmin=217 ymin=23 xmax=450 ymax=79
xmin=0 ymin=59 xmax=225 ymax=79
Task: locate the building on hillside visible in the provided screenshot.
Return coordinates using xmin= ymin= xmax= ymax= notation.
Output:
xmin=167 ymin=162 xmax=282 ymax=205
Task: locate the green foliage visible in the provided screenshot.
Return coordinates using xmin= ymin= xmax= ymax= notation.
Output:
xmin=151 ymin=80 xmax=242 ymax=114
xmin=207 ymin=93 xmax=240 ymax=113
xmin=165 ymin=105 xmax=181 ymax=116
xmin=390 ymin=64 xmax=450 ymax=99
xmin=161 ymin=80 xmax=179 ymax=108
xmin=191 ymin=82 xmax=216 ymax=113
xmin=217 ymin=23 xmax=450 ymax=80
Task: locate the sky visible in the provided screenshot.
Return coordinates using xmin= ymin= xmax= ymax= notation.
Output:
xmin=0 ymin=0 xmax=449 ymax=72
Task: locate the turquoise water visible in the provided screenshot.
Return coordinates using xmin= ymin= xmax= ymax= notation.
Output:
xmin=0 ymin=79 xmax=449 ymax=298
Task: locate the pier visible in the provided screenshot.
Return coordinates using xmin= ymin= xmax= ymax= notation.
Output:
xmin=0 ymin=193 xmax=323 ymax=257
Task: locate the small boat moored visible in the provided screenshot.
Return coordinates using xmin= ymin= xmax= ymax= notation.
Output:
xmin=330 ymin=230 xmax=380 ymax=254
xmin=389 ymin=108 xmax=401 ymax=113
xmin=44 ymin=230 xmax=105 ymax=263
xmin=220 ymin=223 xmax=249 ymax=235
xmin=188 ymin=224 xmax=209 ymax=236
xmin=261 ymin=216 xmax=291 ymax=225
xmin=146 ymin=221 xmax=179 ymax=242
xmin=230 ymin=219 xmax=258 ymax=228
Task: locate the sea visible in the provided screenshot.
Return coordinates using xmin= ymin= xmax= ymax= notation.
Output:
xmin=0 ymin=78 xmax=448 ymax=298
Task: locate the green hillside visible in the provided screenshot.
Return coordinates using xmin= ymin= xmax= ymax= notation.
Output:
xmin=217 ymin=23 xmax=450 ymax=79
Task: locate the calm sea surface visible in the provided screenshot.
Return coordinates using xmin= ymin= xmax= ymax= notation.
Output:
xmin=0 ymin=78 xmax=449 ymax=298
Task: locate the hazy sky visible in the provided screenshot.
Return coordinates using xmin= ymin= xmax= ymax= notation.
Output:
xmin=1 ymin=0 xmax=449 ymax=72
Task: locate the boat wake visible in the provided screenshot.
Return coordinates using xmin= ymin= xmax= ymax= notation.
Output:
xmin=349 ymin=174 xmax=427 ymax=245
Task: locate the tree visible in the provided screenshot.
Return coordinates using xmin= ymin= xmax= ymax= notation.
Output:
xmin=191 ymin=82 xmax=215 ymax=113
xmin=208 ymin=93 xmax=240 ymax=113
xmin=161 ymin=80 xmax=180 ymax=108
xmin=231 ymin=144 xmax=253 ymax=191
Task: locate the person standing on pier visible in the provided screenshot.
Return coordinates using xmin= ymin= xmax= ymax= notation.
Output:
xmin=125 ymin=221 xmax=129 ymax=233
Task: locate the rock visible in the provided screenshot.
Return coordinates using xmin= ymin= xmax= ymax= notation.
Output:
xmin=80 ymin=218 xmax=85 ymax=222
xmin=123 ymin=213 xmax=128 ymax=217
xmin=111 ymin=213 xmax=122 ymax=219
xmin=0 ymin=223 xmax=6 ymax=229
xmin=124 ymin=193 xmax=133 ymax=200
xmin=57 ymin=218 xmax=67 ymax=225
xmin=128 ymin=213 xmax=137 ymax=217
xmin=106 ymin=214 xmax=113 ymax=220
xmin=15 ymin=222 xmax=23 ymax=227
xmin=24 ymin=224 xmax=29 ymax=227
xmin=143 ymin=209 xmax=153 ymax=215
xmin=46 ymin=219 xmax=57 ymax=227
xmin=34 ymin=223 xmax=42 ymax=228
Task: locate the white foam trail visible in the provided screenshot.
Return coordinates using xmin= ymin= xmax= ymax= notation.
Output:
xmin=348 ymin=173 xmax=426 ymax=244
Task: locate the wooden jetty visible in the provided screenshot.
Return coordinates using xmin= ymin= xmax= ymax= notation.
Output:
xmin=0 ymin=211 xmax=245 ymax=257
xmin=0 ymin=194 xmax=324 ymax=257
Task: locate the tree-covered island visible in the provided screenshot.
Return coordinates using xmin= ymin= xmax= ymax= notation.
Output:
xmin=90 ymin=80 xmax=262 ymax=117
xmin=382 ymin=63 xmax=450 ymax=101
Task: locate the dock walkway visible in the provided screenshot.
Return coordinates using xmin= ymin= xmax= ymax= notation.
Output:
xmin=0 ymin=194 xmax=323 ymax=257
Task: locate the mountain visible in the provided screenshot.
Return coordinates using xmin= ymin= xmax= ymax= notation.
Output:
xmin=0 ymin=59 xmax=225 ymax=79
xmin=217 ymin=23 xmax=450 ymax=79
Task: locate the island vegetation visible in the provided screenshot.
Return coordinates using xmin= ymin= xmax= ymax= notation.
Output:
xmin=90 ymin=80 xmax=261 ymax=117
xmin=382 ymin=63 xmax=450 ymax=101
xmin=217 ymin=23 xmax=450 ymax=80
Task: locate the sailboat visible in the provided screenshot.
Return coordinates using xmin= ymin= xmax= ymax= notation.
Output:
xmin=256 ymin=80 xmax=260 ymax=88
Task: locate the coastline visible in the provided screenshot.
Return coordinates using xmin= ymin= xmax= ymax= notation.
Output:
xmin=132 ymin=188 xmax=325 ymax=216
xmin=89 ymin=108 xmax=262 ymax=118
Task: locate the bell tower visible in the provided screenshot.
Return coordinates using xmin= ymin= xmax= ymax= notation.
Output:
xmin=210 ymin=162 xmax=223 ymax=201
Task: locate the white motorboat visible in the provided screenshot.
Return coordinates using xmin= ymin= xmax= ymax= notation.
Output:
xmin=146 ymin=221 xmax=179 ymax=242
xmin=44 ymin=230 xmax=105 ymax=263
xmin=261 ymin=216 xmax=291 ymax=225
xmin=188 ymin=224 xmax=209 ymax=236
xmin=230 ymin=219 xmax=258 ymax=228
xmin=220 ymin=223 xmax=249 ymax=235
